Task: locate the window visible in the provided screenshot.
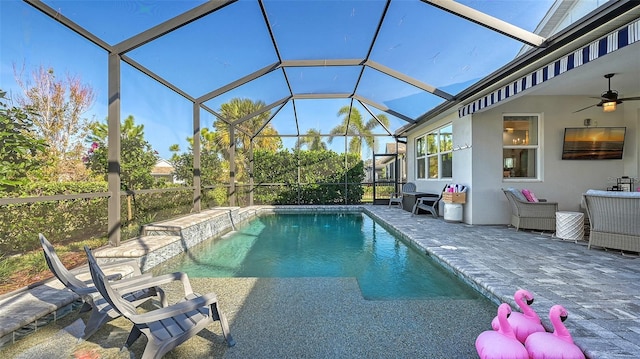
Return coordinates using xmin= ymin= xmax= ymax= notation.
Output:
xmin=503 ymin=115 xmax=539 ymax=179
xmin=416 ymin=124 xmax=453 ymax=179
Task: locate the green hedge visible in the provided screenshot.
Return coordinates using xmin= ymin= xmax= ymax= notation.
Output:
xmin=0 ymin=182 xmax=195 ymax=255
xmin=0 ymin=149 xmax=366 ymax=253
xmin=253 ymin=149 xmax=364 ymax=204
xmin=0 ymin=182 xmax=109 ymax=254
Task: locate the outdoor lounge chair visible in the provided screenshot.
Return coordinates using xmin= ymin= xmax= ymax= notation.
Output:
xmin=84 ymin=246 xmax=235 ymax=359
xmin=582 ymin=189 xmax=640 ymax=252
xmin=389 ymin=182 xmax=416 ymax=207
xmin=502 ymin=189 xmax=558 ymax=231
xmin=411 ymin=185 xmax=447 ymax=218
xmin=39 ymin=233 xmax=167 ymax=340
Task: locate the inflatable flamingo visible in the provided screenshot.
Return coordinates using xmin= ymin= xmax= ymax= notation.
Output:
xmin=491 ymin=289 xmax=546 ymax=343
xmin=476 ymin=303 xmax=529 ymax=359
xmin=525 ymin=305 xmax=585 ymax=359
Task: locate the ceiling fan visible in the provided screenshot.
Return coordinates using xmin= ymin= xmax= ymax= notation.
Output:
xmin=573 ymin=73 xmax=640 ymax=113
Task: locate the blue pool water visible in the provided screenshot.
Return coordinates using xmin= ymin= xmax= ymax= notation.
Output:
xmin=156 ymin=212 xmax=480 ymax=300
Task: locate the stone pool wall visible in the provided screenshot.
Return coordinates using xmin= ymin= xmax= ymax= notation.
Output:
xmin=94 ymin=205 xmax=368 ymax=272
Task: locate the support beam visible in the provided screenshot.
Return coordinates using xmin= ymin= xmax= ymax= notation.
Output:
xmin=24 ymin=0 xmax=112 ymax=51
xmin=422 ymin=0 xmax=546 ymax=47
xmin=228 ymin=125 xmax=236 ymax=207
xmin=249 ymin=140 xmax=254 ymax=206
xmin=280 ymin=59 xmax=365 ymax=67
xmin=200 ymin=104 xmax=253 ymax=138
xmin=365 ymin=60 xmax=454 ymax=100
xmin=193 ymin=102 xmax=202 ymax=212
xmin=197 ymin=62 xmax=281 ymax=103
xmin=107 ymin=53 xmax=121 ymax=247
xmin=253 ymin=102 xmax=286 ymax=139
xmin=113 ymin=0 xmax=237 ymax=54
xmin=357 ymin=100 xmax=394 ymax=136
xmin=292 ymin=93 xmax=352 ymax=100
xmin=122 ymin=55 xmax=196 ymax=102
xmin=232 ymin=96 xmax=291 ymax=126
xmin=352 ymin=95 xmax=415 ymax=123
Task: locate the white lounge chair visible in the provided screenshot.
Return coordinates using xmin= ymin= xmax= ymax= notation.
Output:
xmin=40 ymin=233 xmax=167 ymax=340
xmin=85 ymin=246 xmax=235 ymax=359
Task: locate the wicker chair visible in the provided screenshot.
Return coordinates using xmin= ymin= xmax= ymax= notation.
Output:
xmin=502 ymin=189 xmax=558 ymax=231
xmin=582 ymin=190 xmax=640 ymax=252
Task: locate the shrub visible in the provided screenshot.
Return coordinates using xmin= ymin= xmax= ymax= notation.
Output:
xmin=253 ymin=149 xmax=364 ymax=204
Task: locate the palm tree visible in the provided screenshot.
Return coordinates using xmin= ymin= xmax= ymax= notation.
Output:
xmin=296 ymin=128 xmax=327 ymax=151
xmin=328 ymin=106 xmax=390 ymax=158
xmin=212 ymin=98 xmax=282 ymax=182
xmin=213 ymin=98 xmax=282 ymax=154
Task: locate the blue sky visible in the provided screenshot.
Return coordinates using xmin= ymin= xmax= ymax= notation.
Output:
xmin=0 ymin=0 xmax=555 ymax=160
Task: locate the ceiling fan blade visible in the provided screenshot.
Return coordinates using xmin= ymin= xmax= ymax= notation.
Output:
xmin=619 ymin=97 xmax=640 ymax=101
xmin=573 ymin=103 xmax=598 ymax=113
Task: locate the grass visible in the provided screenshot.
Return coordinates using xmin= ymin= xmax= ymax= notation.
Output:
xmin=0 ymin=237 xmax=107 ymax=295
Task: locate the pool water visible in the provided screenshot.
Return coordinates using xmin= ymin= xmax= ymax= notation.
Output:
xmin=155 ymin=212 xmax=481 ymax=300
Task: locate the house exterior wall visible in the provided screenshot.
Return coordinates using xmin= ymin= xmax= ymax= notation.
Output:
xmin=406 ymin=112 xmax=459 ymax=216
xmin=406 ymin=94 xmax=639 ymax=225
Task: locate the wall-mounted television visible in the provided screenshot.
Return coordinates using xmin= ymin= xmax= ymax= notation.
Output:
xmin=562 ymin=127 xmax=626 ymax=160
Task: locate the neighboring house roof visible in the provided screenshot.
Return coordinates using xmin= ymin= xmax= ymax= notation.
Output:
xmin=151 ymin=159 xmax=175 ymax=176
xmin=385 ymin=143 xmax=406 ymax=155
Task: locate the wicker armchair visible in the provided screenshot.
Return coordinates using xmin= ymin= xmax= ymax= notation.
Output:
xmin=582 ymin=190 xmax=640 ymax=252
xmin=502 ymin=189 xmax=558 ymax=231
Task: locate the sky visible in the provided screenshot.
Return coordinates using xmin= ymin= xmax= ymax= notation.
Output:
xmin=0 ymin=0 xmax=557 ymax=160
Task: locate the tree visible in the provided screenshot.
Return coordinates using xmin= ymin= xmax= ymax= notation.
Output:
xmin=213 ymin=98 xmax=282 ymax=181
xmin=169 ymin=128 xmax=223 ymax=186
xmin=296 ymin=128 xmax=327 ymax=151
xmin=13 ymin=65 xmax=95 ymax=181
xmin=214 ymin=98 xmax=282 ymax=153
xmin=85 ymin=115 xmax=158 ymax=190
xmin=328 ymin=106 xmax=390 ymax=158
xmin=0 ymin=90 xmax=48 ymax=192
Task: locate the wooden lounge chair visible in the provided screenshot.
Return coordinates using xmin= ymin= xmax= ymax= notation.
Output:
xmin=39 ymin=233 xmax=167 ymax=340
xmin=389 ymin=182 xmax=416 ymax=208
xmin=84 ymin=246 xmax=235 ymax=359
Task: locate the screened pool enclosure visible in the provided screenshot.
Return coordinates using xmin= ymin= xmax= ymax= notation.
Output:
xmin=2 ymin=0 xmax=615 ymax=247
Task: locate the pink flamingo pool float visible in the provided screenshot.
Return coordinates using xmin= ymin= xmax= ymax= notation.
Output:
xmin=491 ymin=289 xmax=546 ymax=343
xmin=525 ymin=304 xmax=585 ymax=359
xmin=476 ymin=303 xmax=529 ymax=359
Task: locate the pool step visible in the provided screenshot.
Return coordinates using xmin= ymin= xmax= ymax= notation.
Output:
xmin=141 ymin=224 xmax=182 ymax=237
xmin=94 ymin=207 xmax=251 ymax=272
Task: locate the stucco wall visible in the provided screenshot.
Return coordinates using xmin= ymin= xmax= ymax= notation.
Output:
xmin=406 ymin=94 xmax=639 ymax=225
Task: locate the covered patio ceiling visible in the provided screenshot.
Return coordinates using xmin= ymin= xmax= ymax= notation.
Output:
xmin=24 ymin=0 xmax=586 ymax=143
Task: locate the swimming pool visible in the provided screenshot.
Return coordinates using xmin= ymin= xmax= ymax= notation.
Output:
xmin=155 ymin=212 xmax=482 ymax=300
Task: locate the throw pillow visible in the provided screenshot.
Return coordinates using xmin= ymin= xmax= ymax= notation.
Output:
xmin=506 ymin=187 xmax=527 ymax=202
xmin=521 ymin=189 xmax=539 ymax=202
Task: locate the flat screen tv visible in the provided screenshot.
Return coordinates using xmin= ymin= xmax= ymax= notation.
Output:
xmin=562 ymin=127 xmax=626 ymax=160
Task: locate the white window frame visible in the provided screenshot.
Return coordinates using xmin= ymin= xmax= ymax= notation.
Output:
xmin=502 ymin=113 xmax=543 ymax=181
xmin=415 ymin=123 xmax=453 ymax=180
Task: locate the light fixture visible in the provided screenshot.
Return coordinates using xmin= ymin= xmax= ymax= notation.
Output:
xmin=602 ymin=101 xmax=617 ymax=112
